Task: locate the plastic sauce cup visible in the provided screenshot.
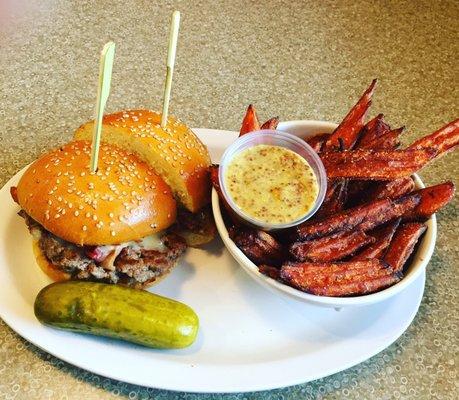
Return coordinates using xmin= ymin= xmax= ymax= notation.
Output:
xmin=218 ymin=130 xmax=327 ymax=230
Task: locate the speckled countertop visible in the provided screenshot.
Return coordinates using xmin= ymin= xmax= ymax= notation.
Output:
xmin=0 ymin=0 xmax=458 ymax=399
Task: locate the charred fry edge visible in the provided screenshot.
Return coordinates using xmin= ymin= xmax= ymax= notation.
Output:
xmin=280 ymin=259 xmax=401 ymax=297
xmin=324 ymin=79 xmax=377 ymax=150
xmin=289 ymin=230 xmax=373 ymax=262
xmin=383 ymin=223 xmax=427 ymax=273
xmin=321 ymin=148 xmax=437 ymax=180
xmin=409 ymin=118 xmax=459 ymax=156
xmin=260 ymin=117 xmax=280 ymax=130
xmin=351 ymin=218 xmax=401 ymax=260
xmin=293 ymin=193 xmax=420 ymax=241
xmin=239 ymin=104 xmax=261 ymax=136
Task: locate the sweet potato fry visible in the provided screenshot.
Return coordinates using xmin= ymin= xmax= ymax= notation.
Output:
xmin=323 ymin=79 xmax=377 ymax=151
xmin=322 ymin=180 xmax=340 ymax=202
xmin=314 ymin=179 xmax=348 ymax=219
xmin=321 ymin=148 xmax=437 ymax=180
xmin=356 ymin=113 xmax=391 ymax=148
xmin=384 ymin=223 xmax=427 ymax=273
xmin=306 ymin=133 xmax=331 ymax=153
xmin=351 ymin=219 xmax=401 ymax=260
xmin=344 ymin=180 xmax=371 ymax=207
xmin=365 ymin=177 xmax=415 ymax=202
xmin=232 ymin=227 xmax=285 ymax=266
xmin=409 ymin=118 xmax=459 ymax=156
xmin=293 ymin=193 xmax=421 ymax=241
xmin=280 ymin=259 xmax=401 ymax=296
xmin=260 ymin=117 xmax=279 ymax=130
xmin=239 ymin=104 xmax=261 ymax=136
xmin=359 ymin=127 xmax=403 ymax=150
xmin=404 ymin=181 xmax=455 ymax=220
xmin=258 ymin=264 xmax=281 ymax=280
xmin=289 ymin=230 xmax=374 ymax=262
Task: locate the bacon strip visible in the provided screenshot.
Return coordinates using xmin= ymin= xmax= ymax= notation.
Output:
xmin=408 ymin=118 xmax=459 ymax=156
xmin=289 ymin=230 xmax=374 ymax=262
xmin=384 ymin=223 xmax=427 ymax=273
xmin=321 ymin=148 xmax=437 ymax=180
xmin=280 ymin=260 xmax=401 ymax=296
xmin=293 ymin=193 xmax=420 ymax=241
xmin=351 ymin=219 xmax=401 ymax=260
xmin=239 ymin=104 xmax=261 ymax=136
xmin=323 ymin=79 xmax=377 ymax=151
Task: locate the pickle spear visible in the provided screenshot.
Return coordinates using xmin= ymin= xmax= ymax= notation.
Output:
xmin=34 ymin=281 xmax=199 ymax=349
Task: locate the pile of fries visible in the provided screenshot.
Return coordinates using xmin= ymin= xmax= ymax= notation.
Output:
xmin=211 ymin=80 xmax=458 ymax=297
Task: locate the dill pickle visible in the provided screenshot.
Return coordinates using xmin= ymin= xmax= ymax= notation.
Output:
xmin=34 ymin=281 xmax=199 ymax=349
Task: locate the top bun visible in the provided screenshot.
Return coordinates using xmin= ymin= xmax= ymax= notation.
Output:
xmin=16 ymin=140 xmax=176 ymax=246
xmin=74 ymin=110 xmax=211 ymax=213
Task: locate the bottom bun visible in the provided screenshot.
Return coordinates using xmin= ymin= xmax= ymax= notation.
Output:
xmin=32 ymin=238 xmax=71 ymax=282
xmin=32 ymin=238 xmax=173 ymax=289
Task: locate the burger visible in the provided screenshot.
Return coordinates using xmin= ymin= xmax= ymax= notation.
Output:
xmin=74 ymin=110 xmax=216 ymax=247
xmin=11 ymin=113 xmax=215 ymax=288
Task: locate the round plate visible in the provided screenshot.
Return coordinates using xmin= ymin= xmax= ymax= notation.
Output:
xmin=0 ymin=128 xmax=425 ymax=393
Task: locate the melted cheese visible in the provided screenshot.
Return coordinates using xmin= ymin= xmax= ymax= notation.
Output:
xmin=97 ymin=233 xmax=167 ymax=271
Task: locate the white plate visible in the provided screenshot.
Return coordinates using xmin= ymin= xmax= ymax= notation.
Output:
xmin=0 ymin=128 xmax=425 ymax=393
xmin=213 ymin=121 xmax=436 ymax=308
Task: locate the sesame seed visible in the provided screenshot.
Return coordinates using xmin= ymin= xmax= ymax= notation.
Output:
xmin=111 ymin=231 xmax=116 ymax=236
xmin=82 ymin=225 xmax=87 ymax=231
xmin=74 ymin=211 xmax=79 ymax=216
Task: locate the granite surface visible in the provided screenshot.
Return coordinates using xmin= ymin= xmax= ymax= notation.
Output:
xmin=0 ymin=0 xmax=458 ymax=398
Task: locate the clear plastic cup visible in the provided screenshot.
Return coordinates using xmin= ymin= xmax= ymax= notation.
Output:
xmin=218 ymin=130 xmax=327 ymax=230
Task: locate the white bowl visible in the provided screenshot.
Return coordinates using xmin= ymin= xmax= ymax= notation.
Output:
xmin=212 ymin=120 xmax=436 ymax=308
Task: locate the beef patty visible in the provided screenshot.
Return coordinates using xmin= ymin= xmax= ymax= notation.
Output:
xmin=21 ymin=211 xmax=186 ymax=287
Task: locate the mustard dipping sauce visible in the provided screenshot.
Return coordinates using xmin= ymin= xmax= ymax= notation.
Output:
xmin=224 ymin=144 xmax=319 ymax=224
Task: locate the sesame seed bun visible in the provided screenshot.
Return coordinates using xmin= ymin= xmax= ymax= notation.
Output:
xmin=74 ymin=110 xmax=211 ymax=213
xmin=16 ymin=140 xmax=177 ymax=246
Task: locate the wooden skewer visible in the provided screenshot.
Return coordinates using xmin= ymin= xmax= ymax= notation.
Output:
xmin=90 ymin=41 xmax=116 ymax=172
xmin=160 ymin=11 xmax=181 ymax=128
